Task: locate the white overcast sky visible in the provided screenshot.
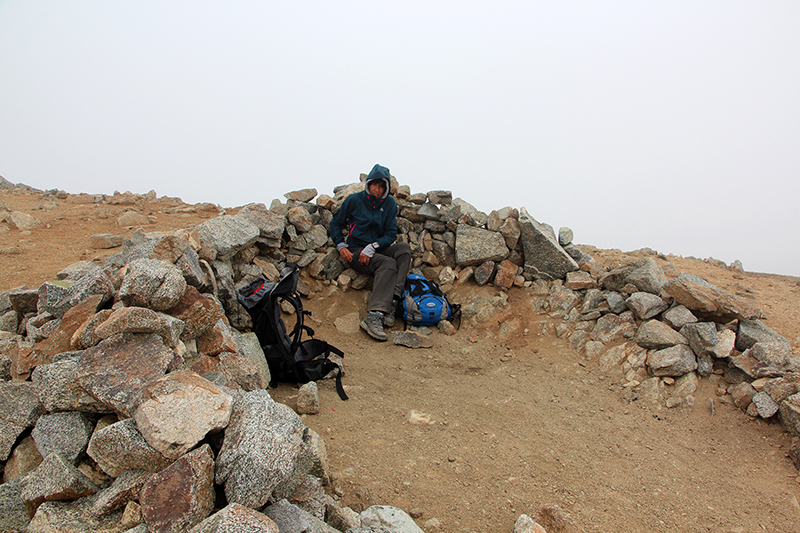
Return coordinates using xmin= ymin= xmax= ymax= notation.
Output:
xmin=1 ymin=1 xmax=798 ymax=275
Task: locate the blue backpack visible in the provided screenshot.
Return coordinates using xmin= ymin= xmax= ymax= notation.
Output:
xmin=401 ymin=274 xmax=460 ymax=327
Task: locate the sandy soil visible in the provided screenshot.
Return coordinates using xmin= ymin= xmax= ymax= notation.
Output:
xmin=2 ymin=186 xmax=800 ymax=533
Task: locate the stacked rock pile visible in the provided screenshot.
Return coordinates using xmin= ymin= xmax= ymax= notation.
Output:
xmin=532 ymin=256 xmax=799 ymax=430
xmin=0 ymin=174 xmax=797 ymax=532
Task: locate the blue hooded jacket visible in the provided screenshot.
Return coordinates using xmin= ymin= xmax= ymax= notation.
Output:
xmin=329 ymin=164 xmax=398 ymax=251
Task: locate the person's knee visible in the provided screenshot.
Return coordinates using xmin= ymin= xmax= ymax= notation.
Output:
xmin=396 ymin=242 xmax=411 ymax=256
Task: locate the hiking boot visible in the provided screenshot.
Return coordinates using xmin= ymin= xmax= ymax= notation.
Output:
xmin=361 ymin=311 xmax=388 ymax=341
xmin=384 ymin=300 xmax=398 ymax=327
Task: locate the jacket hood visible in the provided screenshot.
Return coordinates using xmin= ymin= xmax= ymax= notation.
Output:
xmin=364 ymin=164 xmax=391 ymax=200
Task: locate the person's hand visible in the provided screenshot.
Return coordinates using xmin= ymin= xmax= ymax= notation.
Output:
xmin=339 ymin=248 xmax=353 ymax=262
xmin=358 ymin=252 xmax=370 ymax=266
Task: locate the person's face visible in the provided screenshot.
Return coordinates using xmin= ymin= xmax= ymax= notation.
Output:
xmin=368 ymin=181 xmax=385 ymax=197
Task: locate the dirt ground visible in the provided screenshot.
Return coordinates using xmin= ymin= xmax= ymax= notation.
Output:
xmin=2 ymin=186 xmax=800 ymax=533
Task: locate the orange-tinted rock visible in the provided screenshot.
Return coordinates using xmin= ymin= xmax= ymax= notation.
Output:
xmin=139 ymin=445 xmax=215 ymax=533
xmin=32 ymin=295 xmax=104 ymax=367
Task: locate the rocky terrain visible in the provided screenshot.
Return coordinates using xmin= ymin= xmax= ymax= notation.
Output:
xmin=1 ymin=175 xmax=800 ymax=533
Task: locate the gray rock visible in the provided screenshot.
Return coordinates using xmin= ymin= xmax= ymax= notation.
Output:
xmin=134 ymin=371 xmax=233 ymax=460
xmin=211 ymin=259 xmax=241 ymax=321
xmin=296 ymin=382 xmax=320 ymax=415
xmin=451 ymin=197 xmax=477 ymax=215
xmin=391 ymin=331 xmax=434 ymax=348
xmin=287 ymin=206 xmax=314 ymax=233
xmin=177 ymin=245 xmax=209 ymax=289
xmin=190 ymin=503 xmax=279 ymax=533
xmin=711 ymin=328 xmax=736 ymax=359
xmin=635 ymin=320 xmax=689 ymax=350
xmin=305 ymin=225 xmax=330 ymax=249
xmin=9 ymin=287 xmax=40 ymax=314
xmin=580 ymin=288 xmax=605 ymax=313
xmin=3 ymin=434 xmax=43 ymax=483
xmin=697 ymin=353 xmax=713 ymax=377
xmin=736 ymin=319 xmax=792 ymax=352
xmin=217 ymin=349 xmax=266 ymax=392
xmin=0 ymin=476 xmax=30 ymax=532
xmin=31 ymin=412 xmax=94 ymax=465
xmin=591 ymin=312 xmax=636 ymax=343
xmin=31 ymin=358 xmax=109 ymax=414
xmin=126 ymin=234 xmax=189 ymax=264
xmin=667 ymin=372 xmax=699 ymax=408
xmin=661 ymin=305 xmax=698 ymax=330
xmin=625 ymin=292 xmax=668 ymax=320
xmin=196 ymin=215 xmax=260 ymax=261
xmin=360 ymin=505 xmax=425 ymax=533
xmin=216 ymin=390 xmax=314 ymax=509
xmin=744 ymin=341 xmax=793 ymax=367
xmin=473 ymin=261 xmax=495 ymax=286
xmin=25 ymin=497 xmax=125 ymax=533
xmin=86 ymin=417 xmax=173 ymax=477
xmin=637 ymin=376 xmax=665 ymax=404
xmin=662 ymin=274 xmax=762 ymax=321
xmin=600 ymin=257 xmax=666 ymax=295
xmin=35 ymin=281 xmax=71 ymax=317
xmin=0 ymin=309 xmax=18 ymax=333
xmin=75 ymin=333 xmax=177 ymax=418
xmin=517 ymin=208 xmax=578 ymax=280
xmin=0 ymin=381 xmax=45 ymax=461
xmin=546 ymin=285 xmax=581 ymax=318
xmin=431 ymin=239 xmax=455 ymax=268
xmin=598 ymin=342 xmax=640 ymax=373
xmin=563 ymin=243 xmax=593 ymax=265
xmin=605 ymin=292 xmax=627 ymax=314
xmin=729 ymin=382 xmax=757 ymax=410
xmin=264 ymin=499 xmax=311 ymax=533
xmin=417 ymin=202 xmax=440 ymax=221
xmin=140 ymin=444 xmax=216 ymax=533
xmin=679 ymin=322 xmax=718 ymax=357
xmin=564 ymin=271 xmax=596 ymax=290
xmin=25 ymin=312 xmax=59 ymax=342
xmin=90 ymin=233 xmax=123 ymax=249
xmin=558 ymin=227 xmax=573 ymax=246
xmin=437 ymin=204 xmax=461 ymax=224
xmin=91 ymin=468 xmax=151 ymax=515
xmin=499 ymin=217 xmax=521 ymax=250
xmin=455 ymin=224 xmax=508 ymax=266
xmin=779 ymin=392 xmax=800 ymax=436
xmin=287 ymin=474 xmax=326 ymax=520
xmin=234 ymin=331 xmax=272 ymax=387
xmin=37 ymin=267 xmax=116 ymax=318
xmin=308 ymin=249 xmax=346 ymax=281
xmin=21 ymin=452 xmax=99 ymax=517
xmin=647 ymin=345 xmax=698 ymax=377
xmin=120 ymin=258 xmax=187 ymax=312
xmin=568 ymin=330 xmax=590 ymax=354
xmin=427 ymin=190 xmax=452 ymax=205
xmin=164 ymin=286 xmax=225 ymax=341
xmin=285 ymin=188 xmax=318 ymax=203
xmin=94 ymin=306 xmax=185 ymax=348
xmin=325 ymin=495 xmax=361 ymax=532
xmin=752 ymin=391 xmax=780 ymax=418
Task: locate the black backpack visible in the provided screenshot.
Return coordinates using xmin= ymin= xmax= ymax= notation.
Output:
xmin=237 ymin=264 xmax=348 ymax=400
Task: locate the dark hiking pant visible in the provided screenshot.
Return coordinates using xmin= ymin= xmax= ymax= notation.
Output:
xmin=348 ymin=242 xmax=411 ymax=314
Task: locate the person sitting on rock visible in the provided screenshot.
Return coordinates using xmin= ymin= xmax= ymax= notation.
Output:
xmin=329 ymin=164 xmax=411 ymax=341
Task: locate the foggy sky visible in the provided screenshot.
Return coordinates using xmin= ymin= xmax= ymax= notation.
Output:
xmin=1 ymin=1 xmax=798 ymax=275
